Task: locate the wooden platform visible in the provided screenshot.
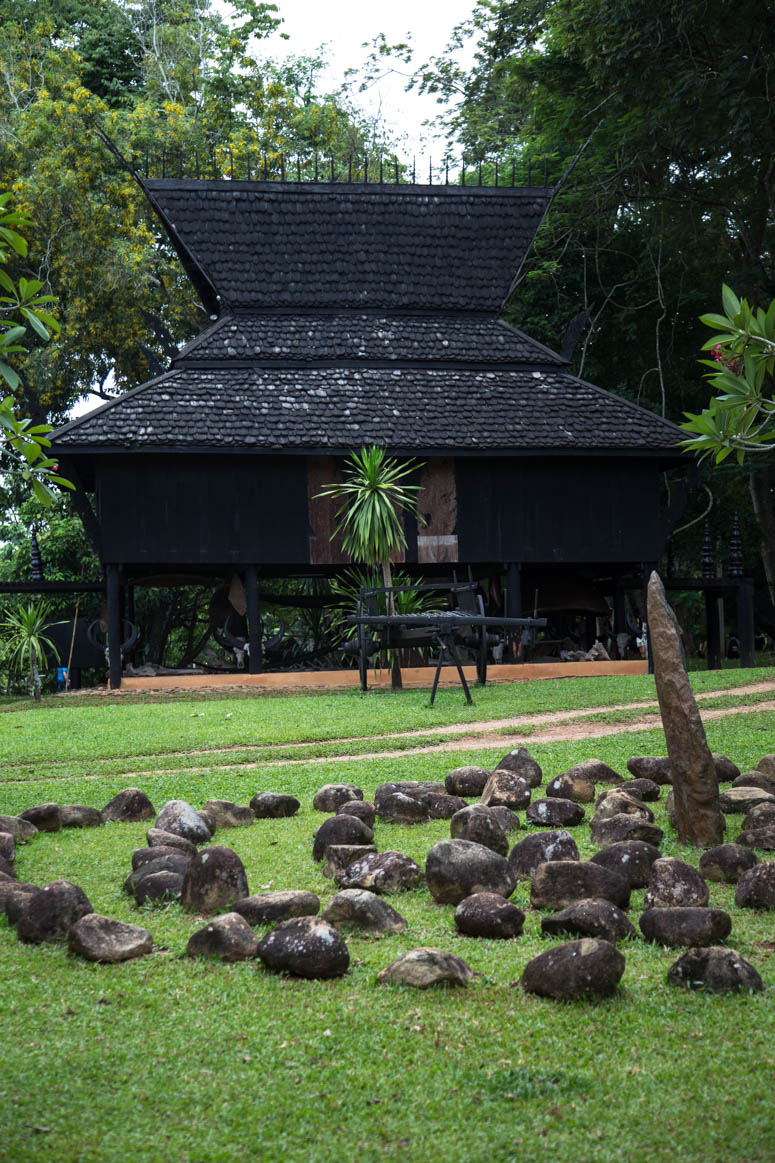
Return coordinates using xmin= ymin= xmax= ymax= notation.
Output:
xmin=116 ymin=660 xmax=648 ymax=692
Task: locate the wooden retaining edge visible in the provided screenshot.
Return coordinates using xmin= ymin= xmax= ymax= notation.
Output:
xmin=116 ymin=660 xmax=648 ymax=692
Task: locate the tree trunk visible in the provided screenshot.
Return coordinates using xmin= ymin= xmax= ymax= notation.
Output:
xmin=749 ymin=464 xmax=775 ymax=604
xmin=31 ymin=659 xmax=41 ymax=702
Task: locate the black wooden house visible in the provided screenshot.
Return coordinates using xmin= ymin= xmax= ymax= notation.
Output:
xmin=51 ymin=176 xmax=685 ymax=686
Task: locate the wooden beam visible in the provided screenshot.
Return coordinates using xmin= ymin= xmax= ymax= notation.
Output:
xmin=246 ymin=565 xmax=262 ymax=674
xmin=106 ymin=563 xmax=122 ymax=689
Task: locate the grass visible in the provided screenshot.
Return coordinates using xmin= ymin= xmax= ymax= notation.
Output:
xmin=1 ymin=669 xmax=775 ymax=1161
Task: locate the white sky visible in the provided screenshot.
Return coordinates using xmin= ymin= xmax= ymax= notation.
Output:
xmin=257 ymin=0 xmax=479 ymax=156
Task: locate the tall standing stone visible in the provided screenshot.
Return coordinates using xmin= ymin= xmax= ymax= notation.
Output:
xmin=647 ymin=571 xmax=724 ymax=846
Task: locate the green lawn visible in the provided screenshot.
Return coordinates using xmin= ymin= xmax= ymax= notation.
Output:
xmin=1 ymin=670 xmax=774 ymax=1162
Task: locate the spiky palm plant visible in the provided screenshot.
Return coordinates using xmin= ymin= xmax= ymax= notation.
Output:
xmin=0 ymin=599 xmax=61 ymax=700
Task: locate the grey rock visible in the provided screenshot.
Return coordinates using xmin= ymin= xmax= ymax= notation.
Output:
xmin=489 ymin=806 xmax=520 ymax=834
xmin=445 ymin=765 xmax=492 ymax=797
xmin=737 ymin=826 xmax=775 ymax=851
xmin=735 ymin=864 xmax=775 ymax=909
xmin=453 ymin=892 xmax=525 ymax=939
xmin=589 ymin=814 xmax=664 ymax=847
xmin=322 ymin=889 xmax=407 ymax=933
xmin=521 ymin=938 xmax=625 ymax=999
xmin=732 ymin=771 xmax=775 ymax=796
xmin=667 ymin=946 xmax=764 ymax=993
xmin=0 ymin=814 xmax=37 ymax=841
xmin=19 ymin=803 xmax=60 ymax=832
xmin=374 ymin=781 xmax=445 ymax=807
xmin=312 ymin=814 xmax=374 ymax=862
xmin=249 ymin=792 xmax=300 ymax=818
xmin=627 ymin=756 xmax=672 ymax=784
xmin=0 ymin=880 xmax=38 ymax=920
xmin=480 ymin=771 xmax=531 ymax=811
xmin=376 ymin=792 xmax=430 ymax=824
xmin=186 ymin=912 xmax=259 ymax=962
xmin=713 ymin=755 xmax=741 ymax=783
xmin=146 ymin=828 xmax=198 ymax=856
xmin=526 ymin=798 xmax=585 ymax=828
xmin=155 ymin=800 xmax=211 ymax=844
xmin=643 ymin=858 xmax=709 ymax=909
xmin=756 ymin=754 xmax=775 ymax=778
xmin=68 ymin=913 xmax=153 ymax=963
xmin=530 ymin=860 xmax=630 ymax=911
xmin=639 ymin=907 xmax=732 ymax=947
xmin=60 ymin=804 xmax=103 ymax=828
xmin=493 ymin=747 xmax=543 ymax=788
xmin=124 ymin=853 xmax=191 ymax=893
xmin=133 ymin=870 xmax=184 ymax=905
xmin=101 ymin=788 xmax=155 ymax=823
xmin=377 ymin=947 xmax=473 ymax=989
xmin=621 ymin=778 xmax=661 ymax=802
xmin=232 ymin=890 xmax=320 ymax=926
xmin=200 ymin=799 xmax=255 ymax=829
xmin=741 ymin=801 xmax=775 ymax=831
xmin=197 ymin=810 xmax=217 ymax=837
xmin=508 ymin=831 xmax=579 ymax=881
xmin=181 ymin=846 xmax=249 ymax=915
xmin=593 ymin=789 xmax=653 ymax=822
xmin=337 ymin=850 xmax=422 ymax=894
xmin=541 ymin=897 xmax=636 ymax=943
xmin=132 ymin=845 xmax=189 ymax=871
xmin=590 ymin=841 xmax=661 ymax=889
xmin=699 ymin=844 xmax=758 ymax=883
xmin=0 ymin=855 xmax=13 ymax=879
xmin=450 ymin=805 xmax=509 ymax=857
xmin=719 ymin=787 xmax=775 ymax=814
xmin=426 ymin=839 xmax=516 ymax=905
xmin=17 ymin=880 xmax=92 ymax=943
xmin=545 ymin=772 xmax=595 ymax=804
xmin=322 ymin=844 xmax=378 ymax=879
xmin=562 ymin=758 xmax=624 ymax=786
xmin=335 ymin=800 xmax=376 ymax=828
xmin=0 ymin=832 xmax=14 ymax=866
xmin=257 ymin=916 xmax=349 ymax=978
xmin=312 ymin=783 xmax=363 ymax=812
xmin=646 ymin=571 xmax=724 ymax=846
xmin=425 ymin=792 xmax=467 ymax=820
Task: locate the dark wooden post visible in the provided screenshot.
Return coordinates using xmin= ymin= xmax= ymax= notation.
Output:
xmin=506 ymin=562 xmax=522 ymax=661
xmin=642 ymin=562 xmax=657 ymax=674
xmin=705 ymin=587 xmax=722 ymax=670
xmin=246 ymin=565 xmax=262 ymax=674
xmin=737 ymin=578 xmax=756 ymax=668
xmin=106 ymin=563 xmax=122 ymax=689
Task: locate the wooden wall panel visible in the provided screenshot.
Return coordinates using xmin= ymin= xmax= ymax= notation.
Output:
xmin=417 ymin=457 xmax=458 ymax=564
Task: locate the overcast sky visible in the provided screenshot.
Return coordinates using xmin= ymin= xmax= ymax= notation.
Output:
xmin=257 ymin=0 xmax=480 ymax=156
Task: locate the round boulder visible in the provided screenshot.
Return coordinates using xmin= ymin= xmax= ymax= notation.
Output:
xmin=425 ymin=793 xmax=467 ymax=820
xmin=699 ymin=843 xmax=758 ymax=883
xmin=732 ymin=771 xmax=775 ymax=796
xmin=713 ymin=754 xmax=740 ymax=783
xmin=132 ymin=845 xmax=189 ymax=871
xmin=101 ymin=788 xmax=155 ymax=823
xmin=545 ymin=772 xmax=595 ymax=804
xmin=377 ymin=947 xmax=473 ymax=989
xmin=337 ymin=850 xmax=422 ymax=894
xmin=590 ymin=841 xmax=661 ymax=889
xmin=489 ymin=806 xmax=520 ymax=835
xmin=155 ymin=800 xmax=211 ymax=844
xmin=312 ymin=814 xmax=374 ymax=863
xmin=445 ymin=765 xmax=492 ymax=798
xmin=492 ymin=748 xmax=543 ymax=788
xmin=508 ymin=830 xmax=579 ymax=881
xmin=426 ymin=839 xmax=516 ymax=905
xmin=321 ymin=889 xmax=407 ymax=934
xmin=376 ymin=792 xmax=430 ymax=825
xmin=16 ymin=880 xmax=92 ymax=944
xmin=589 ymin=814 xmax=664 ymax=847
xmin=626 ymin=756 xmax=671 ymax=784
xmin=530 ymin=860 xmax=630 ymax=911
xmin=312 ymin=783 xmax=363 ymax=812
xmin=667 ymin=947 xmax=764 ymax=993
xmin=133 ymin=870 xmax=184 ymax=905
xmin=146 ymin=828 xmax=197 ymax=856
xmin=719 ymin=787 xmax=775 ymax=814
xmin=181 ymin=846 xmax=249 ymax=915
xmin=0 ymin=814 xmax=37 ymax=841
xmin=736 ymin=826 xmax=775 ymax=851
xmin=735 ymin=863 xmax=775 ymax=909
xmin=643 ymin=858 xmax=709 ymax=909
xmin=60 ymin=804 xmax=103 ymax=829
xmin=742 ymin=801 xmax=775 ymax=831
xmin=200 ymin=800 xmax=255 ymax=829
xmin=520 ymin=938 xmax=625 ymax=999
xmin=232 ymin=890 xmax=320 ymax=926
xmin=186 ymin=912 xmax=259 ymax=962
xmin=593 ymin=790 xmax=653 ymax=822
xmin=526 ymin=798 xmax=585 ymax=828
xmin=249 ymin=792 xmax=300 ymax=818
xmin=336 ymin=801 xmax=376 ymax=828
xmin=639 ymin=907 xmax=732 ymax=947
xmin=322 ymin=844 xmax=378 ymax=879
xmin=480 ymin=771 xmax=531 ymax=811
xmin=257 ymin=916 xmax=349 ymax=978
xmin=68 ymin=914 xmax=153 ymax=963
xmin=18 ymin=803 xmax=61 ymax=832
xmin=0 ymin=881 xmax=38 ymax=921
xmin=540 ymin=897 xmax=636 ymax=943
xmin=620 ymin=778 xmax=661 ymax=802
xmin=453 ymin=892 xmax=524 ymax=939
xmin=450 ymin=805 xmax=509 ymax=857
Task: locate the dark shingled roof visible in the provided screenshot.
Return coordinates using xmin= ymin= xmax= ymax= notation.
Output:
xmin=143 ymin=179 xmax=552 ymax=313
xmin=178 ymin=313 xmax=567 ymax=367
xmin=51 ymin=179 xmax=685 ymax=460
xmin=53 ymin=364 xmax=685 ymax=454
